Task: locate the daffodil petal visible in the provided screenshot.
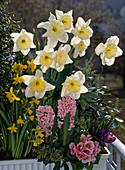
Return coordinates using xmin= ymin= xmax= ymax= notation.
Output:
xmin=95 ymin=43 xmax=106 ymax=55
xmin=37 ymin=21 xmax=50 ymax=29
xmin=22 ymin=75 xmax=34 ymax=85
xmin=58 ymin=32 xmax=68 ymax=43
xmin=75 ymin=71 xmax=85 ymax=84
xmin=35 ymin=69 xmax=43 ymax=78
xmin=115 ymin=46 xmax=123 ymax=57
xmin=80 ymin=85 xmax=88 ymax=93
xmin=55 ymin=10 xmax=63 ymax=20
xmin=21 ymin=49 xmax=30 ymax=56
xmin=25 ymin=87 xmax=35 ymax=97
xmin=33 ymin=56 xmax=40 ymax=65
xmin=35 ymin=91 xmax=45 ymax=99
xmin=106 ymin=36 xmax=119 ymax=45
xmin=47 ymin=37 xmax=58 ymax=48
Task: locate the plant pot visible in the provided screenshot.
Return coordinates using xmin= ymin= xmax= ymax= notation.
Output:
xmin=0 ymin=147 xmax=110 ymax=170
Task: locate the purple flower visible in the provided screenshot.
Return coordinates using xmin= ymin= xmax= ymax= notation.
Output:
xmin=99 ymin=128 xmax=116 ymax=146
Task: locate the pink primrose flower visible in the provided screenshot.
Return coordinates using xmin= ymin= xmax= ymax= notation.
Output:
xmin=69 ymin=142 xmax=76 ymax=155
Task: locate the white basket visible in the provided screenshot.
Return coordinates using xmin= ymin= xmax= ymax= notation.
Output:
xmin=0 ymin=148 xmax=110 ymax=170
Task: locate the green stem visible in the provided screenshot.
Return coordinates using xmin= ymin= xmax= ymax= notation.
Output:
xmin=82 ymin=53 xmax=95 ymax=74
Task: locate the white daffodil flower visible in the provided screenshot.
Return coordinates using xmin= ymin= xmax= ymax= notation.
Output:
xmin=11 ymin=29 xmax=36 ymax=56
xmin=37 ymin=13 xmax=68 ymax=48
xmin=50 ymin=44 xmax=73 ymax=72
xmin=72 ymin=17 xmax=93 ymax=40
xmin=95 ymin=36 xmax=123 ymax=66
xmin=55 ymin=9 xmax=73 ymax=32
xmin=61 ymin=71 xmax=88 ymax=99
xmin=33 ymin=46 xmax=54 ymax=73
xmin=22 ymin=69 xmax=55 ymax=99
xmin=71 ymin=36 xmax=90 ymax=58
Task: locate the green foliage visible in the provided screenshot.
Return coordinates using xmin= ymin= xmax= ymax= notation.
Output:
xmin=0 ymin=2 xmax=20 ymax=100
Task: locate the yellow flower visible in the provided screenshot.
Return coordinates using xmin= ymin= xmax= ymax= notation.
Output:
xmin=12 ymin=74 xmax=23 ymax=85
xmin=29 ymin=115 xmax=34 ymax=121
xmin=5 ymin=87 xmax=20 ymax=103
xmin=29 ymin=98 xmax=40 ymax=105
xmin=27 ymin=59 xmax=36 ymax=73
xmin=33 ymin=138 xmax=44 ymax=147
xmin=35 ymin=126 xmax=44 ymax=138
xmin=8 ymin=123 xmax=18 ymax=133
xmin=17 ymin=116 xmax=24 ymax=126
xmin=11 ymin=62 xmax=27 ymax=75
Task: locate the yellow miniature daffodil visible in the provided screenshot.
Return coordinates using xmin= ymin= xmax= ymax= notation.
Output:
xmin=5 ymin=87 xmax=20 ymax=103
xmin=22 ymin=69 xmax=55 ymax=99
xmin=12 ymin=74 xmax=23 ymax=85
xmin=29 ymin=115 xmax=34 ymax=121
xmin=8 ymin=123 xmax=18 ymax=133
xmin=27 ymin=59 xmax=36 ymax=73
xmin=11 ymin=62 xmax=27 ymax=75
xmin=27 ymin=107 xmax=33 ymax=115
xmin=37 ymin=13 xmax=68 ymax=48
xmin=11 ymin=29 xmax=36 ymax=56
xmin=55 ymin=9 xmax=73 ymax=32
xmin=29 ymin=98 xmax=40 ymax=105
xmin=61 ymin=71 xmax=88 ymax=99
xmin=17 ymin=116 xmax=24 ymax=126
xmin=95 ymin=36 xmax=123 ymax=66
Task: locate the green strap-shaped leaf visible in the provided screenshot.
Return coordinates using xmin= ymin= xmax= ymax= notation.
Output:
xmin=0 ymin=109 xmax=9 ymax=126
xmin=14 ymin=121 xmax=29 ymax=158
xmin=63 ymin=113 xmax=70 ymax=146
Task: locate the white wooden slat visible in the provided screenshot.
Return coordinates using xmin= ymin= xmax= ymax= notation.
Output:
xmin=14 ymin=164 xmax=20 ymax=170
xmin=116 ymin=152 xmax=121 ymax=170
xmin=8 ymin=165 xmax=14 ymax=170
xmin=20 ymin=164 xmax=26 ymax=170
xmin=26 ymin=163 xmax=32 ymax=170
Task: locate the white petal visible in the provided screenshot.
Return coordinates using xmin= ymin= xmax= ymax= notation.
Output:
xmin=83 ymin=39 xmax=90 ymax=46
xmin=35 ymin=69 xmax=43 ymax=78
xmin=73 ymin=51 xmax=78 ymax=58
xmin=42 ymin=32 xmax=49 ymax=37
xmin=21 ymin=49 xmax=30 ymax=56
xmin=26 ymin=32 xmax=34 ymax=41
xmin=86 ymin=19 xmax=91 ymax=26
xmin=75 ymin=71 xmax=85 ymax=84
xmin=67 ymin=10 xmax=73 ymax=16
xmin=49 ymin=12 xmax=56 ymax=21
xmin=31 ymin=42 xmax=36 ymax=48
xmin=76 ymin=17 xmax=85 ymax=27
xmin=25 ymin=87 xmax=35 ymax=98
xmin=100 ymin=53 xmax=106 ymax=65
xmin=44 ymin=45 xmax=54 ymax=52
xmin=80 ymin=51 xmax=86 ymax=57
xmin=45 ymin=82 xmax=55 ymax=91
xmin=33 ymin=56 xmax=40 ymax=65
xmin=95 ymin=43 xmax=106 ymax=55
xmin=55 ymin=10 xmax=63 ymax=20
xmin=37 ymin=22 xmax=50 ymax=29
xmin=35 ymin=91 xmax=45 ymax=99
xmin=13 ymin=44 xmax=20 ymax=52
xmin=56 ymin=65 xmax=64 ymax=72
xmin=22 ymin=75 xmax=34 ymax=85
xmin=66 ymin=56 xmax=73 ymax=64
xmin=63 ymin=44 xmax=71 ymax=53
xmin=20 ymin=29 xmax=27 ymax=34
xmin=115 ymin=46 xmax=123 ymax=57
xmin=105 ymin=57 xmax=115 ymax=66
xmin=71 ymin=36 xmax=81 ymax=45
xmin=41 ymin=65 xmax=48 ymax=73
xmin=80 ymin=85 xmax=88 ymax=93
xmin=58 ymin=32 xmax=68 ymax=43
xmin=61 ymin=85 xmax=68 ymax=97
xmin=47 ymin=37 xmax=58 ymax=48
xmin=70 ymin=92 xmax=80 ymax=99
xmin=106 ymin=36 xmax=119 ymax=45
xmin=11 ymin=33 xmax=20 ymax=42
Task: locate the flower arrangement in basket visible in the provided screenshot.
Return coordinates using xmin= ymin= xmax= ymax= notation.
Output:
xmin=0 ymin=9 xmax=125 ymax=170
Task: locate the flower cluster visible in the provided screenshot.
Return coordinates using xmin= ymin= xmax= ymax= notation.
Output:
xmin=57 ymin=95 xmax=76 ymax=130
xmin=36 ymin=106 xmax=55 ymax=137
xmin=69 ymin=134 xmax=100 ymax=165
